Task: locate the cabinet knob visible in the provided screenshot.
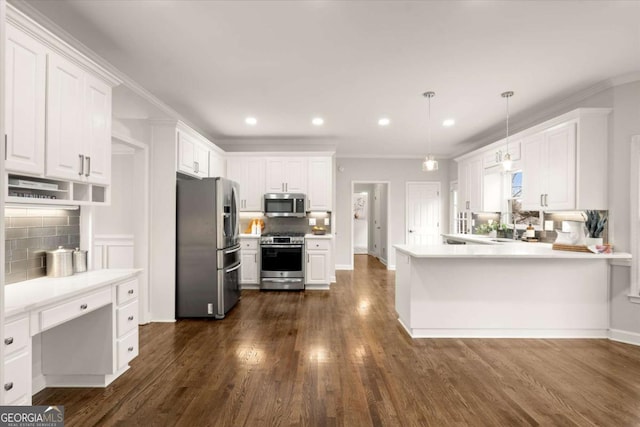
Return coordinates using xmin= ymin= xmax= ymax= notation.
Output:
xmin=128 ymin=346 xmax=134 ymax=352
xmin=4 ymin=337 xmax=13 ymax=346
xmin=80 ymin=303 xmax=88 ymax=310
xmin=128 ymin=315 xmax=134 ymax=321
xmin=128 ymin=289 xmax=134 ymax=295
xmin=4 ymin=382 xmax=13 ymax=391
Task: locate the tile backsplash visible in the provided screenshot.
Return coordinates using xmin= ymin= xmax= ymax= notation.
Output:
xmin=5 ymin=207 xmax=81 ymax=284
xmin=239 ymin=214 xmax=332 ymax=235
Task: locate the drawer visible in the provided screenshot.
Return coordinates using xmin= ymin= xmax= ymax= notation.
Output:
xmin=4 ymin=353 xmax=29 ymax=405
xmin=116 ymin=300 xmax=138 ymax=338
xmin=40 ymin=288 xmax=111 ymax=332
xmin=117 ymin=330 xmax=139 ymax=369
xmin=4 ymin=317 xmax=29 ymax=357
xmin=241 ymin=239 xmax=258 ymax=250
xmin=306 ymin=239 xmax=330 ymax=251
xmin=116 ymin=279 xmax=138 ymax=306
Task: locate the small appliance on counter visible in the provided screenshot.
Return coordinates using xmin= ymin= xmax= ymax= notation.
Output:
xmin=46 ymin=246 xmax=74 ymax=277
xmin=260 ymin=232 xmax=305 ymax=290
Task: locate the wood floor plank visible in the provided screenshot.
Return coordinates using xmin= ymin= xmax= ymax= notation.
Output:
xmin=33 ymin=255 xmax=640 ymax=426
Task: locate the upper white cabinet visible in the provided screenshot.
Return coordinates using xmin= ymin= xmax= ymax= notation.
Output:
xmin=483 ymin=140 xmax=521 ymax=169
xmin=5 ymin=7 xmax=121 ymax=205
xmin=227 ymin=157 xmax=265 ymax=211
xmin=458 ymin=155 xmax=483 ymax=213
xmin=521 ymin=125 xmax=577 ymax=211
xmin=46 ymin=51 xmax=113 ymax=184
xmin=5 ymin=24 xmax=46 ymax=175
xmin=209 ymin=151 xmax=226 ymax=178
xmin=307 ymin=157 xmax=332 ymax=211
xmin=265 ymin=157 xmax=307 ymax=193
xmin=177 ymin=130 xmax=209 ymax=178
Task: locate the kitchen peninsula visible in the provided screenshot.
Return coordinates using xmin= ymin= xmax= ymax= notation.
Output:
xmin=394 ymin=244 xmax=631 ymax=338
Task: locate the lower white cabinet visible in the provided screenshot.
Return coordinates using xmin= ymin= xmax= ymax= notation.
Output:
xmin=240 ymin=237 xmax=260 ymax=286
xmin=2 ymin=272 xmax=140 ymax=405
xmin=3 ymin=315 xmax=31 ymax=405
xmin=305 ymin=237 xmax=332 ymax=285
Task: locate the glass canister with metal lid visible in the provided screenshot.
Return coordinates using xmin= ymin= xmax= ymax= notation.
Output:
xmin=73 ymin=247 xmax=88 ymax=273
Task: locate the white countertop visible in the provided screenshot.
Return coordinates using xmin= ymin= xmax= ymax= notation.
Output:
xmin=5 ymin=269 xmax=141 ymax=318
xmin=441 ymin=233 xmax=548 ymax=246
xmin=395 ymin=244 xmax=631 ymax=259
xmin=305 ymin=233 xmax=333 ymax=239
xmin=240 ymin=234 xmax=261 ymax=238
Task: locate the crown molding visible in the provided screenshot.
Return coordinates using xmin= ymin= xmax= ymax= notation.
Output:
xmin=336 ymin=153 xmax=428 ymax=160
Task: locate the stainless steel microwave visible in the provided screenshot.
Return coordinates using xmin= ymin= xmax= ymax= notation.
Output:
xmin=264 ymin=193 xmax=306 ymax=218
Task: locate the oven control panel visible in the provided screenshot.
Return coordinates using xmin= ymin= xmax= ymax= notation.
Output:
xmin=260 ymin=235 xmax=305 ymax=245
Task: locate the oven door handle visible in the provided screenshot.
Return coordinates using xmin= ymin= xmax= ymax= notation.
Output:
xmin=261 ymin=278 xmax=303 ymax=283
xmin=225 ymin=263 xmax=241 ymax=274
xmin=261 ymin=244 xmax=303 ymax=249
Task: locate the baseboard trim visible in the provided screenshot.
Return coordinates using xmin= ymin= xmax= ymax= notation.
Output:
xmin=335 ymin=264 xmax=353 ymax=271
xmin=150 ymin=319 xmax=177 ymax=323
xmin=398 ymin=322 xmax=608 ymax=339
xmin=305 ymin=284 xmax=330 ymax=291
xmin=241 ymin=284 xmax=260 ymax=290
xmin=387 ymin=264 xmax=396 ymax=271
xmin=609 ymin=329 xmax=640 ymax=346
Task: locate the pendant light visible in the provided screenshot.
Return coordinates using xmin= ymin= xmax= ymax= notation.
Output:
xmin=421 ymin=91 xmax=439 ymax=172
xmin=501 ymin=91 xmax=514 ymax=172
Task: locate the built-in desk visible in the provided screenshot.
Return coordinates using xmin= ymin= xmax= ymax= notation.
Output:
xmin=3 ymin=269 xmax=141 ymax=405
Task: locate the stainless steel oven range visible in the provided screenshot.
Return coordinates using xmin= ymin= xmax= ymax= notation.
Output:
xmin=260 ymin=232 xmax=305 ymax=290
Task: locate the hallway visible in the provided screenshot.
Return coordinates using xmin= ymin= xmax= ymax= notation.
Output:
xmin=35 ymin=255 xmax=640 ymax=426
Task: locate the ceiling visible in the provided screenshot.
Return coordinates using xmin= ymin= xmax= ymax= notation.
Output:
xmin=21 ymin=0 xmax=640 ymax=157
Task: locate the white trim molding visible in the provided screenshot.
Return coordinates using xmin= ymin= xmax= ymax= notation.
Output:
xmin=335 ymin=264 xmax=353 ymax=271
xmin=629 ymin=135 xmax=640 ymax=303
xmin=609 ymin=329 xmax=640 ymax=346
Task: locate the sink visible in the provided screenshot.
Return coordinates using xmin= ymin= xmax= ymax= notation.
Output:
xmin=490 ymin=238 xmax=520 ymax=243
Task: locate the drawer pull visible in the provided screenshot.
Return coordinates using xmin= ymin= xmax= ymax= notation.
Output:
xmin=128 ymin=346 xmax=134 ymax=352
xmin=128 ymin=316 xmax=134 ymax=321
xmin=80 ymin=304 xmax=88 ymax=310
xmin=128 ymin=289 xmax=134 ymax=295
xmin=4 ymin=382 xmax=13 ymax=391
xmin=4 ymin=337 xmax=13 ymax=345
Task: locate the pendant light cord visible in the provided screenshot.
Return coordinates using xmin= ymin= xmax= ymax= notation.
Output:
xmin=428 ymin=95 xmax=432 ymax=153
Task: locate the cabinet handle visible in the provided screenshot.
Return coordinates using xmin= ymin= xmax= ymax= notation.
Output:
xmin=85 ymin=156 xmax=91 ymax=177
xmin=80 ymin=303 xmax=88 ymax=310
xmin=4 ymin=337 xmax=13 ymax=345
xmin=128 ymin=346 xmax=134 ymax=352
xmin=4 ymin=382 xmax=13 ymax=391
xmin=544 ymin=194 xmax=548 ymax=207
xmin=79 ymin=154 xmax=85 ymax=176
xmin=128 ymin=315 xmax=134 ymax=321
xmin=466 ymin=201 xmax=470 ymax=210
xmin=128 ymin=289 xmax=134 ymax=295
xmin=307 ymin=253 xmax=309 ymax=263
xmin=540 ymin=194 xmax=544 ymax=207
xmin=254 ymin=253 xmax=257 ymax=263
xmin=286 ymin=183 xmax=288 ymax=192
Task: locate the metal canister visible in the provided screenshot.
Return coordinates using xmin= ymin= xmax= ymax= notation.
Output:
xmin=46 ymin=246 xmax=74 ymax=277
xmin=73 ymin=248 xmax=88 ymax=273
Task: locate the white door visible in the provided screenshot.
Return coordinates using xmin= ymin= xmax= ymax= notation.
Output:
xmin=46 ymin=53 xmax=85 ymax=181
xmin=5 ymin=25 xmax=46 ymax=175
xmin=406 ymin=182 xmax=440 ymax=245
xmin=372 ymin=185 xmax=382 ymax=257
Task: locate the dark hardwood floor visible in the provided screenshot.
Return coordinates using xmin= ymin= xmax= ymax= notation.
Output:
xmin=35 ymin=255 xmax=640 ymax=426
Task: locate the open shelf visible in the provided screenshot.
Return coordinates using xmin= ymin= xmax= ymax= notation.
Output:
xmin=6 ymin=173 xmax=110 ymax=206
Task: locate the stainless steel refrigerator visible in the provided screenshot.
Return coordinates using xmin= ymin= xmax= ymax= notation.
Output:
xmin=176 ymin=177 xmax=241 ymax=318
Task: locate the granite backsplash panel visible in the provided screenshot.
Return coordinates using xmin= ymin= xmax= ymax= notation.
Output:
xmin=5 ymin=207 xmax=81 ymax=284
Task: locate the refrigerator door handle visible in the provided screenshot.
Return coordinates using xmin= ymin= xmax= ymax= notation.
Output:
xmin=225 ymin=263 xmax=241 ymax=274
xmin=224 ymin=246 xmax=240 ymax=255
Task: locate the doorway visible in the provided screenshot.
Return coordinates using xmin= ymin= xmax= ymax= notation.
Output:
xmin=351 ymin=182 xmax=390 ymax=267
xmin=406 ymin=182 xmax=441 ymax=245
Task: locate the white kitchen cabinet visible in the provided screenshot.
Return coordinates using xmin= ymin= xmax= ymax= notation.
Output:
xmin=227 ymin=157 xmax=265 ymax=211
xmin=458 ymin=155 xmax=483 ymax=215
xmin=239 ymin=237 xmax=260 ymax=286
xmin=305 ymin=237 xmax=331 ymax=285
xmin=46 ymin=53 xmax=85 ymax=181
xmin=177 ymin=130 xmax=209 ymax=178
xmin=521 ymin=123 xmax=576 ymax=210
xmin=46 ymin=51 xmax=113 ymax=185
xmin=307 ymin=157 xmax=332 ymax=211
xmin=2 ymin=315 xmax=31 ymax=405
xmin=4 ymin=24 xmax=46 ymax=175
xmin=482 ymin=140 xmax=521 ymax=169
xmin=265 ymin=157 xmax=307 ymax=193
xmin=209 ymin=150 xmax=226 ymax=178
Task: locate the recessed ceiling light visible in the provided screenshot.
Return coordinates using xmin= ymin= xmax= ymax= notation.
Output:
xmin=378 ymin=118 xmax=390 ymax=126
xmin=442 ymin=119 xmax=455 ymax=127
xmin=312 ymin=117 xmax=324 ymax=126
xmin=245 ymin=117 xmax=257 ymax=126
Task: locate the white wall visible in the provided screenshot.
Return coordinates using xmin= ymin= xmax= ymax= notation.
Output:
xmin=94 ymin=152 xmax=135 ymax=235
xmin=335 ymin=158 xmax=451 ymax=269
